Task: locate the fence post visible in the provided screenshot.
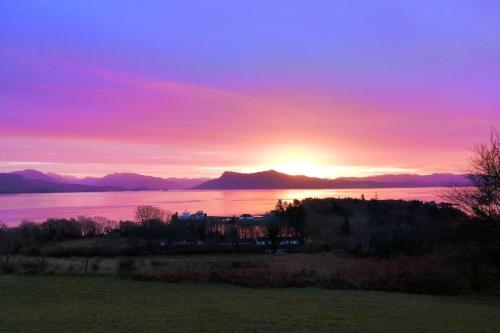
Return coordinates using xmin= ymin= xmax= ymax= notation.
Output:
xmin=84 ymin=258 xmax=89 ymax=275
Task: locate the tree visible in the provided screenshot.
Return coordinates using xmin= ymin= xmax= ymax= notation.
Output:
xmin=135 ymin=206 xmax=167 ymax=252
xmin=444 ymin=128 xmax=499 ymax=223
xmin=264 ymin=219 xmax=283 ymax=254
xmin=135 ymin=205 xmax=166 ymax=223
xmin=444 ymin=128 xmax=500 ymax=257
xmin=272 ymin=199 xmax=306 ymax=238
xmin=285 ymin=199 xmax=306 ymax=238
xmin=274 ymin=199 xmax=287 ymax=216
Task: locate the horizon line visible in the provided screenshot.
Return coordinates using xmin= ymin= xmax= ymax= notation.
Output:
xmin=4 ymin=167 xmax=466 ymax=181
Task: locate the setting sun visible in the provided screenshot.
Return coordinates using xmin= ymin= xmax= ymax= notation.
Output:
xmin=262 ymin=146 xmax=332 ymax=178
xmin=273 ymin=160 xmax=328 ymax=178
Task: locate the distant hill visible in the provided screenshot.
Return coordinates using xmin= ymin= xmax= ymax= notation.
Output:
xmin=0 ymin=174 xmax=120 ymax=194
xmin=336 ymin=173 xmax=470 ymax=187
xmin=195 ymin=170 xmax=344 ymax=189
xmin=165 ymin=177 xmax=211 ymax=189
xmin=46 ymin=172 xmax=80 ymax=183
xmin=9 ymin=169 xmax=59 ymax=183
xmin=2 ymin=169 xmax=209 ymax=193
xmin=75 ymin=173 xmax=183 ymax=190
xmin=2 ymin=169 xmax=469 ymax=193
xmin=195 ymin=170 xmax=469 ymax=189
xmin=74 ymin=173 xmax=208 ymax=190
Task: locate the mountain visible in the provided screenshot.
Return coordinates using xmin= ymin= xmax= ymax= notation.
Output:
xmin=4 ymin=170 xmax=210 ymax=191
xmin=10 ymin=169 xmax=85 ymax=184
xmin=0 ymin=174 xmax=121 ymax=194
xmin=83 ymin=174 xmax=209 ymax=190
xmin=75 ymin=173 xmax=182 ymax=190
xmin=2 ymin=169 xmax=469 ymax=193
xmin=195 ymin=170 xmax=469 ymax=189
xmin=336 ymin=173 xmax=469 ymax=187
xmin=46 ymin=172 xmax=80 ymax=183
xmin=165 ymin=177 xmax=211 ymax=189
xmin=195 ymin=170 xmax=363 ymax=189
xmin=9 ymin=169 xmax=59 ymax=183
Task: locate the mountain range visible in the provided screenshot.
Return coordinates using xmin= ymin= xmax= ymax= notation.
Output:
xmin=1 ymin=170 xmax=209 ymax=193
xmin=194 ymin=170 xmax=469 ymax=189
xmin=0 ymin=169 xmax=469 ymax=194
xmin=0 ymin=173 xmax=120 ymax=194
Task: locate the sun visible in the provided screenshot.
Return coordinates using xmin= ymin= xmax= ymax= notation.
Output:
xmin=272 ymin=160 xmax=324 ymax=177
xmin=267 ymin=147 xmax=332 ymax=178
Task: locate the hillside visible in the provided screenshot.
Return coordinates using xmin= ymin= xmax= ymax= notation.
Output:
xmin=3 ymin=170 xmax=209 ymax=192
xmin=0 ymin=174 xmax=120 ymax=194
xmin=75 ymin=173 xmax=182 ymax=190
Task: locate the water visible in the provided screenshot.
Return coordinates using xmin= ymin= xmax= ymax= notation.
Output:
xmin=0 ymin=188 xmax=448 ymax=225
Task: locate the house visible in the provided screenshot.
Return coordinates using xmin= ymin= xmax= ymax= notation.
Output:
xmin=193 ymin=210 xmax=206 ymax=220
xmin=178 ymin=210 xmax=206 ymax=221
xmin=254 ymin=237 xmax=301 ymax=247
xmin=239 ymin=214 xmax=254 ymax=221
xmin=179 ymin=211 xmax=191 ymax=220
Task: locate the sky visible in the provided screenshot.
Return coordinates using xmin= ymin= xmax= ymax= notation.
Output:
xmin=1 ymin=0 xmax=499 ymax=178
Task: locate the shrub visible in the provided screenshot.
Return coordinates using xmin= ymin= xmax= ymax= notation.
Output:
xmin=0 ymin=262 xmax=14 ymax=274
xmin=91 ymin=262 xmax=100 ymax=272
xmin=117 ymin=258 xmax=137 ymax=275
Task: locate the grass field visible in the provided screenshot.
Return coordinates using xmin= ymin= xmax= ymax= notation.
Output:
xmin=0 ymin=275 xmax=499 ymax=332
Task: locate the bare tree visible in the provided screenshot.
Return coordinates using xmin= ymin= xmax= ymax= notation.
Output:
xmin=134 ymin=206 xmax=167 ymax=253
xmin=135 ymin=205 xmax=165 ymax=223
xmin=444 ymin=128 xmax=499 ymax=224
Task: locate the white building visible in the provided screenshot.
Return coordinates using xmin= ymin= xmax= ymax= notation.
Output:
xmin=179 ymin=210 xmax=206 ymax=221
xmin=179 ymin=211 xmax=191 ymax=220
xmin=239 ymin=214 xmax=254 ymax=221
xmin=193 ymin=211 xmax=206 ymax=220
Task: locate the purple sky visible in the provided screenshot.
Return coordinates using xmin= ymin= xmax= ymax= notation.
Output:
xmin=1 ymin=1 xmax=499 ymax=178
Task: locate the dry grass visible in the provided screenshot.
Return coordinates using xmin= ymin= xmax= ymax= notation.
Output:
xmin=2 ymin=252 xmax=490 ymax=294
xmin=131 ymin=253 xmax=474 ymax=294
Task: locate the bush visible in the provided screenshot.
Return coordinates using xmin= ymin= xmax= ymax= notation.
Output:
xmin=91 ymin=262 xmax=100 ymax=272
xmin=0 ymin=262 xmax=14 ymax=274
xmin=117 ymin=258 xmax=137 ymax=275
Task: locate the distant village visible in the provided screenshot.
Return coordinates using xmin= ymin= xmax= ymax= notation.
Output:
xmin=178 ymin=210 xmax=258 ymax=222
xmin=165 ymin=210 xmax=301 ymax=251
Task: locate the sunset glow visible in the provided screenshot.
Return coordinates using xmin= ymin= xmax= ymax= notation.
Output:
xmin=2 ymin=3 xmax=500 ymax=327
xmin=1 ymin=1 xmax=499 ymax=178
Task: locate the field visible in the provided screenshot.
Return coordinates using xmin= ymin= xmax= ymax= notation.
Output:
xmin=1 ymin=275 xmax=499 ymax=333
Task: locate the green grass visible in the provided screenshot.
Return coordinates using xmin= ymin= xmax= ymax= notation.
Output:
xmin=0 ymin=275 xmax=499 ymax=333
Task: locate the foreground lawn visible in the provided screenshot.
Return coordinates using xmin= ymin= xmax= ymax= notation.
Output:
xmin=0 ymin=275 xmax=499 ymax=333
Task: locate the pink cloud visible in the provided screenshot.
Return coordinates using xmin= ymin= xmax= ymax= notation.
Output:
xmin=1 ymin=57 xmax=498 ymax=177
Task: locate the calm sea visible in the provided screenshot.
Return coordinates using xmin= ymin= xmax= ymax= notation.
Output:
xmin=0 ymin=188 xmax=448 ymax=226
